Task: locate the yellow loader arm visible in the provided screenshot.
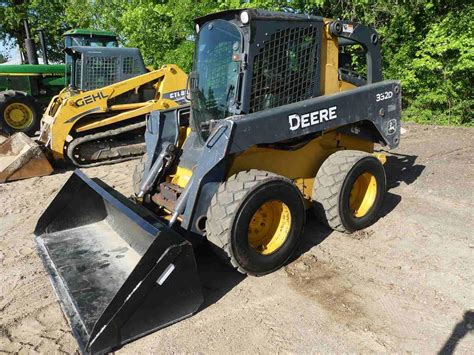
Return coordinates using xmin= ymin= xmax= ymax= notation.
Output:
xmin=40 ymin=64 xmax=187 ymax=161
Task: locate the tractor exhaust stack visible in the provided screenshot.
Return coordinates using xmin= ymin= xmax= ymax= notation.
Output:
xmin=38 ymin=29 xmax=49 ymax=65
xmin=23 ymin=19 xmax=39 ymax=65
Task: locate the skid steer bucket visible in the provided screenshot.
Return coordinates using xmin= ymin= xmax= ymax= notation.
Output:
xmin=0 ymin=133 xmax=53 ymax=183
xmin=34 ymin=170 xmax=203 ymax=354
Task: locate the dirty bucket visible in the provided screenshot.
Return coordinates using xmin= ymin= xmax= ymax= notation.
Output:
xmin=35 ymin=170 xmax=203 ymax=354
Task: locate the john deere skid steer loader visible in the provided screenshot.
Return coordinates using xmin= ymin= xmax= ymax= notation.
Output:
xmin=34 ymin=9 xmax=401 ymax=353
xmin=0 ymin=46 xmax=187 ymax=182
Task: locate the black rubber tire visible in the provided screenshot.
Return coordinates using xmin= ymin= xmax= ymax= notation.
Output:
xmin=0 ymin=91 xmax=41 ymax=136
xmin=132 ymin=153 xmax=148 ymax=195
xmin=312 ymin=150 xmax=386 ymax=233
xmin=206 ymin=170 xmax=305 ymax=276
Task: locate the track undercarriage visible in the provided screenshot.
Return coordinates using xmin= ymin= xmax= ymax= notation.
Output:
xmin=66 ymin=121 xmax=146 ymax=167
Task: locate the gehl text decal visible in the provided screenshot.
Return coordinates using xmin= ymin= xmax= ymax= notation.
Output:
xmin=75 ymin=91 xmax=109 ymax=107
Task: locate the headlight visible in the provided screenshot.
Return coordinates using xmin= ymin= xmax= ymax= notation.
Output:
xmin=240 ymin=11 xmax=249 ymax=24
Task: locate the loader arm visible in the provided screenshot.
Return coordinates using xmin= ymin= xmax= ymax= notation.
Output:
xmin=41 ymin=65 xmax=187 ymax=161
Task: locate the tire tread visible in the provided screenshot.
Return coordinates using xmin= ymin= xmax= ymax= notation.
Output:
xmin=132 ymin=153 xmax=148 ymax=195
xmin=312 ymin=150 xmax=372 ymax=232
xmin=206 ymin=170 xmax=293 ymax=274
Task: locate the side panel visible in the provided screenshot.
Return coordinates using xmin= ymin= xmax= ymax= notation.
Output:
xmin=228 ymin=132 xmax=373 ymax=199
xmin=0 ymin=76 xmax=32 ymax=94
xmin=230 ymin=80 xmax=401 ymax=151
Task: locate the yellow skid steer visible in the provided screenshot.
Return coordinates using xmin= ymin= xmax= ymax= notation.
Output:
xmin=0 ymin=46 xmax=187 ymax=182
xmin=34 ymin=10 xmax=401 ymax=354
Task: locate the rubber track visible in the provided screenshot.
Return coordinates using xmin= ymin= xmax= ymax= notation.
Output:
xmin=206 ymin=169 xmax=293 ymax=274
xmin=312 ymin=150 xmax=371 ymax=233
xmin=66 ymin=120 xmax=146 ymax=167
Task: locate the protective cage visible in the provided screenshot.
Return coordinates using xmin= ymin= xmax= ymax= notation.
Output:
xmin=34 ymin=170 xmax=203 ymax=354
xmin=69 ymin=46 xmax=147 ymax=91
xmin=249 ymin=25 xmax=321 ymax=113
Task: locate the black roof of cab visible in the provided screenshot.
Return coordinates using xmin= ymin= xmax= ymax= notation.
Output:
xmin=194 ymin=9 xmax=324 ymax=26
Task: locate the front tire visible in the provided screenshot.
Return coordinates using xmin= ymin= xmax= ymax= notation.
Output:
xmin=206 ymin=170 xmax=305 ymax=276
xmin=132 ymin=153 xmax=148 ymax=195
xmin=0 ymin=91 xmax=41 ymax=136
xmin=312 ymin=150 xmax=386 ymax=233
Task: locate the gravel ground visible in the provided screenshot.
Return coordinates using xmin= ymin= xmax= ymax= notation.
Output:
xmin=0 ymin=123 xmax=472 ymax=354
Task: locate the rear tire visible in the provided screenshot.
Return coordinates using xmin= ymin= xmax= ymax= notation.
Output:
xmin=312 ymin=150 xmax=386 ymax=233
xmin=0 ymin=91 xmax=41 ymax=136
xmin=206 ymin=170 xmax=305 ymax=276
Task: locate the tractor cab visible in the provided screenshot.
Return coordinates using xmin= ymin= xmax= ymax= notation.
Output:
xmin=190 ymin=9 xmax=383 ymax=142
xmin=63 ymin=46 xmax=146 ymax=92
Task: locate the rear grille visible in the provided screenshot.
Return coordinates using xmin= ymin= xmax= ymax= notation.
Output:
xmin=249 ymin=26 xmax=319 ymax=113
xmin=81 ymin=56 xmax=118 ymax=90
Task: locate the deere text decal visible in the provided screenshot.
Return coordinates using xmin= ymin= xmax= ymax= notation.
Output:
xmin=288 ymin=106 xmax=337 ymax=131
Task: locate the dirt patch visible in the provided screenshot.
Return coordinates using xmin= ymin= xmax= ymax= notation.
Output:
xmin=351 ymin=228 xmax=375 ymax=240
xmin=285 ymin=254 xmax=366 ymax=322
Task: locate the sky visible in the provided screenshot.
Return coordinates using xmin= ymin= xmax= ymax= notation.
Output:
xmin=0 ymin=40 xmax=21 ymax=64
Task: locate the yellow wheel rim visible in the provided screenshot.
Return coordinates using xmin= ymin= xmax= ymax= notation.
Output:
xmin=3 ymin=102 xmax=34 ymax=130
xmin=349 ymin=172 xmax=377 ymax=217
xmin=248 ymin=200 xmax=291 ymax=255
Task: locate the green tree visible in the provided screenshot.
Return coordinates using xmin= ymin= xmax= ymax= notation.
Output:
xmin=0 ymin=0 xmax=94 ymax=63
xmin=0 ymin=52 xmax=9 ymax=64
xmin=88 ymin=0 xmax=474 ymax=125
xmin=85 ymin=0 xmax=236 ymax=72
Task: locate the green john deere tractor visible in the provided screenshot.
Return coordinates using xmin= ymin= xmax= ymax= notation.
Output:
xmin=0 ymin=24 xmax=118 ymax=136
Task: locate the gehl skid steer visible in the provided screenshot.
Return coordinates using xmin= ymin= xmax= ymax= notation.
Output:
xmin=0 ymin=46 xmax=187 ymax=182
xmin=34 ymin=9 xmax=401 ymax=354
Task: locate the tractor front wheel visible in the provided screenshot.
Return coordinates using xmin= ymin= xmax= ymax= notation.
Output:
xmin=0 ymin=91 xmax=41 ymax=136
xmin=206 ymin=170 xmax=305 ymax=276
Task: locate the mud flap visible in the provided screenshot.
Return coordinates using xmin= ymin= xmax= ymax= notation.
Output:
xmin=0 ymin=132 xmax=53 ymax=182
xmin=34 ymin=170 xmax=203 ymax=354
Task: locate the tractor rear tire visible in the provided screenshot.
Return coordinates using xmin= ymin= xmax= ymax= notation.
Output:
xmin=132 ymin=153 xmax=148 ymax=196
xmin=206 ymin=170 xmax=305 ymax=276
xmin=312 ymin=150 xmax=386 ymax=233
xmin=0 ymin=91 xmax=41 ymax=136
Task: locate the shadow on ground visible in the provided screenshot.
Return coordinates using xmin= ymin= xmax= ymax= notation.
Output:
xmin=439 ymin=310 xmax=474 ymax=355
xmin=194 ymin=215 xmax=333 ymax=314
xmin=384 ymin=152 xmax=426 ymax=189
xmin=194 ymin=245 xmax=246 ymax=313
xmin=378 ymin=152 xmax=426 ymax=216
xmin=195 ymin=152 xmax=427 ymax=312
